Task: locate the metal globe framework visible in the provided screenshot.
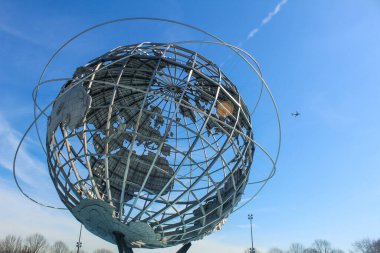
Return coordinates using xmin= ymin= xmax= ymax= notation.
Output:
xmin=13 ymin=18 xmax=281 ymax=253
xmin=47 ymin=42 xmax=253 ymax=248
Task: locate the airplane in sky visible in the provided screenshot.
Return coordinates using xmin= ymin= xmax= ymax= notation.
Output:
xmin=291 ymin=111 xmax=300 ymax=117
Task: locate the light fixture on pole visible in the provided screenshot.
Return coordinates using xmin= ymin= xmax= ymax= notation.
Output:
xmin=76 ymin=224 xmax=83 ymax=253
xmin=248 ymin=214 xmax=254 ymax=253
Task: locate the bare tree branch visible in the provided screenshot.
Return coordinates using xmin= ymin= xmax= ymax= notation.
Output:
xmin=0 ymin=235 xmax=23 ymax=253
xmin=23 ymin=234 xmax=48 ymax=253
xmin=50 ymin=241 xmax=69 ymax=253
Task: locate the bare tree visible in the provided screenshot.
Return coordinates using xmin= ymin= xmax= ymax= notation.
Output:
xmin=353 ymin=239 xmax=380 ymax=253
xmin=50 ymin=241 xmax=69 ymax=253
xmin=288 ymin=243 xmax=305 ymax=253
xmin=268 ymin=248 xmax=284 ymax=253
xmin=93 ymin=249 xmax=114 ymax=253
xmin=354 ymin=239 xmax=373 ymax=253
xmin=304 ymin=248 xmax=319 ymax=253
xmin=0 ymin=235 xmax=23 ymax=253
xmin=313 ymin=240 xmax=332 ymax=253
xmin=374 ymin=240 xmax=380 ymax=253
xmin=23 ymin=234 xmax=48 ymax=253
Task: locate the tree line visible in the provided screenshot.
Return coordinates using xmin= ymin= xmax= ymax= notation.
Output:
xmin=0 ymin=233 xmax=113 ymax=253
xmin=1 ymin=234 xmax=379 ymax=253
xmin=245 ymin=239 xmax=380 ymax=253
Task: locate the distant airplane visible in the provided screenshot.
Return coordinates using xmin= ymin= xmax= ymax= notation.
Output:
xmin=291 ymin=111 xmax=300 ymax=117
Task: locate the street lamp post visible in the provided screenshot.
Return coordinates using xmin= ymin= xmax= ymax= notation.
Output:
xmin=248 ymin=214 xmax=254 ymax=253
xmin=76 ymin=224 xmax=83 ymax=253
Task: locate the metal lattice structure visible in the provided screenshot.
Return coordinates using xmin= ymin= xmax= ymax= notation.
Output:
xmin=13 ymin=18 xmax=281 ymax=253
xmin=46 ymin=43 xmax=254 ymax=248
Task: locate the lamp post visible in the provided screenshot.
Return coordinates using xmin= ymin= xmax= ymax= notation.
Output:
xmin=76 ymin=224 xmax=83 ymax=253
xmin=248 ymin=214 xmax=254 ymax=253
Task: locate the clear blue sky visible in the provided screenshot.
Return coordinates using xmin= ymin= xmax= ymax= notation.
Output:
xmin=0 ymin=1 xmax=379 ymax=253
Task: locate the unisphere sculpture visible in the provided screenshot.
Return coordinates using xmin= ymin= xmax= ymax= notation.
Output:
xmin=48 ymin=42 xmax=253 ymax=251
xmin=14 ymin=19 xmax=281 ymax=253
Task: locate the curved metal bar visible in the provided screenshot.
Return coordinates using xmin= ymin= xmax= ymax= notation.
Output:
xmin=31 ymin=17 xmax=244 ymax=158
xmin=171 ymin=40 xmax=281 ymax=187
xmin=13 ymin=96 xmax=67 ymax=210
xmin=14 ymin=18 xmax=281 ymax=245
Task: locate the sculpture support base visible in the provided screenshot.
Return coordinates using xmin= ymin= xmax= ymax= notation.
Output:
xmin=176 ymin=243 xmax=192 ymax=253
xmin=113 ymin=231 xmax=191 ymax=253
xmin=114 ymin=232 xmax=133 ymax=253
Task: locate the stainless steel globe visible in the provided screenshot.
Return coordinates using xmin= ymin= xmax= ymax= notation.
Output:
xmin=46 ymin=42 xmax=254 ymax=250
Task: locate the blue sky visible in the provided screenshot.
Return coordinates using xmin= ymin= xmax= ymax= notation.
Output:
xmin=0 ymin=0 xmax=379 ymax=252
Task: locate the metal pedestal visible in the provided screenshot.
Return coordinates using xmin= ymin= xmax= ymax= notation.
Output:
xmin=176 ymin=243 xmax=192 ymax=253
xmin=114 ymin=231 xmax=191 ymax=253
xmin=114 ymin=232 xmax=133 ymax=253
